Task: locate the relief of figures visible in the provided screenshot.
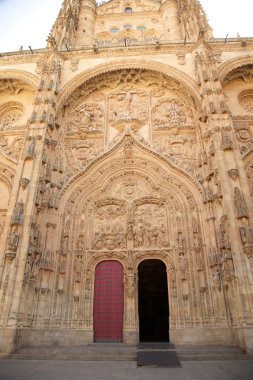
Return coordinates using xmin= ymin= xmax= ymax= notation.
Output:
xmin=0 ymin=136 xmax=24 ymax=161
xmin=65 ymin=138 xmax=104 ymax=172
xmin=153 ymin=134 xmax=197 ymax=174
xmin=92 ymin=204 xmax=127 ymax=250
xmin=152 ymin=98 xmax=194 ymax=131
xmin=133 ymin=204 xmax=169 ymax=248
xmin=108 ymin=88 xmax=149 ymax=132
xmin=66 ymin=102 xmax=104 ymax=138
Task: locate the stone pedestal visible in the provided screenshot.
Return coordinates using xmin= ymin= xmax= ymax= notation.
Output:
xmin=123 ymin=330 xmax=139 ymax=345
xmin=170 ymin=327 xmax=236 ymax=346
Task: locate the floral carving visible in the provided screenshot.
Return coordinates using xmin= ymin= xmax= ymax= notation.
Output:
xmin=238 ymin=89 xmax=253 ymax=112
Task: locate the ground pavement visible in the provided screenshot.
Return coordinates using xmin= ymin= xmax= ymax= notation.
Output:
xmin=0 ymin=360 xmax=253 ymax=380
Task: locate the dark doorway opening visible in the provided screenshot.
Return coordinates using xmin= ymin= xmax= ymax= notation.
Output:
xmin=138 ymin=259 xmax=169 ymax=342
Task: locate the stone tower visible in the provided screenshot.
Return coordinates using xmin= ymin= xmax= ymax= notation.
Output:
xmin=0 ymin=0 xmax=253 ymax=356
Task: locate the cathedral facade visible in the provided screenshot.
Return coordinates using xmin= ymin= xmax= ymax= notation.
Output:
xmin=0 ymin=0 xmax=253 ymax=356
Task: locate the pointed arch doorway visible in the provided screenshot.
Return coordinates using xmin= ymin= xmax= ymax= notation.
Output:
xmin=93 ymin=260 xmax=124 ymax=343
xmin=138 ymin=259 xmax=169 ymax=342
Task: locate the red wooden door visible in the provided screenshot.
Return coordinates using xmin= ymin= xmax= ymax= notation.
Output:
xmin=93 ymin=261 xmax=124 ymax=342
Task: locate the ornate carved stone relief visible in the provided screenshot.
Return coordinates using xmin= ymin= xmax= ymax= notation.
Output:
xmin=108 ymin=87 xmax=148 ymax=133
xmin=233 ymin=118 xmax=253 ymax=157
xmin=238 ymin=89 xmax=253 ymax=112
xmin=63 ymin=69 xmax=199 ymax=181
xmin=0 ymin=101 xmax=24 ymax=130
xmin=0 ymin=135 xmax=24 ymax=161
xmin=92 ymin=204 xmax=127 ymax=250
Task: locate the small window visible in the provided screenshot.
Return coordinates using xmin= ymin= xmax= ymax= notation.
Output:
xmin=137 ymin=26 xmax=146 ymax=31
xmin=111 ymin=27 xmax=119 ymax=33
xmin=125 ymin=7 xmax=132 ymax=14
xmin=124 ymin=24 xmax=132 ymax=30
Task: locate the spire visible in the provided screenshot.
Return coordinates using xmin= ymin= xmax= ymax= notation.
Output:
xmin=177 ymin=0 xmax=213 ymax=40
xmin=48 ymin=0 xmax=96 ymax=50
xmin=47 ymin=0 xmax=82 ymax=50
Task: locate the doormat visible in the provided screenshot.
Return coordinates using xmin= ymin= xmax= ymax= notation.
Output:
xmin=137 ymin=350 xmax=181 ymax=367
xmin=138 ymin=342 xmax=175 ymax=350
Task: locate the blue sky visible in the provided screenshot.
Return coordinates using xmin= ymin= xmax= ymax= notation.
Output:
xmin=0 ymin=0 xmax=252 ymax=52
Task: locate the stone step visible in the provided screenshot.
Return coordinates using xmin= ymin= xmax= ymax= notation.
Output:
xmin=175 ymin=345 xmax=251 ymax=361
xmin=8 ymin=344 xmax=252 ymax=362
xmin=10 ymin=344 xmax=137 ymax=361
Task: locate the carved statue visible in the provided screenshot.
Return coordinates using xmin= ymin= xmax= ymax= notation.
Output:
xmin=179 ymin=252 xmax=188 ymax=280
xmin=234 ymin=187 xmax=248 ymax=219
xmin=247 ymin=164 xmax=253 ymax=195
xmin=6 ymin=227 xmax=20 ymax=258
xmin=221 ymin=128 xmax=233 ymax=151
xmin=228 ymin=169 xmax=239 ymax=181
xmin=124 ymin=137 xmax=133 ymax=159
xmin=77 ymin=234 xmax=84 ymax=250
xmin=41 ymin=183 xmax=52 ymax=208
xmin=240 ymin=218 xmax=253 ymax=247
xmin=212 ymin=270 xmax=221 ymax=291
xmin=218 ymin=216 xmax=231 ymax=250
xmin=25 ymin=137 xmax=36 ymax=160
xmin=177 ymin=231 xmax=184 ymax=250
xmin=40 ymin=250 xmax=54 ymax=271
xmin=11 ymin=201 xmax=24 ymax=225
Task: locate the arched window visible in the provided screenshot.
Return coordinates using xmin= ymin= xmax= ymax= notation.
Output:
xmin=125 ymin=7 xmax=132 ymax=14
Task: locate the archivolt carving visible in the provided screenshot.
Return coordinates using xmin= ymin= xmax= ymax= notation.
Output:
xmin=57 ymin=60 xmax=201 ymax=112
xmin=218 ymin=57 xmax=253 ymax=84
xmin=59 ymin=129 xmax=202 ymax=203
xmin=0 ymin=70 xmax=39 ymax=90
xmin=0 ymin=165 xmax=15 ymax=190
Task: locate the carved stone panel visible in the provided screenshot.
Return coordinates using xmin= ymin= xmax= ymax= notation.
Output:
xmin=133 ymin=203 xmax=169 ymax=249
xmin=108 ymin=87 xmax=149 ymax=133
xmin=92 ymin=204 xmax=127 ymax=250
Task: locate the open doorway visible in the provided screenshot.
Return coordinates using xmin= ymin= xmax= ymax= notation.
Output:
xmin=138 ymin=259 xmax=169 ymax=342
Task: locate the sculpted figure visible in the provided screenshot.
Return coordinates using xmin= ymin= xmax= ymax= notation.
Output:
xmin=150 ymin=226 xmax=159 ymax=247
xmin=157 ymin=223 xmax=168 ymax=247
xmin=247 ymin=164 xmax=253 ymax=195
xmin=221 ymin=128 xmax=233 ymax=151
xmin=25 ymin=137 xmax=36 ymax=160
xmin=240 ymin=218 xmax=253 ymax=246
xmin=234 ymin=187 xmax=248 ymax=218
xmin=124 ymin=137 xmax=133 ymax=159
xmin=11 ymin=201 xmax=24 ymax=225
xmin=41 ymin=183 xmax=52 ymax=208
xmin=179 ymin=252 xmax=188 ymax=280
xmin=77 ymin=234 xmax=84 ymax=250
xmin=62 ymin=236 xmax=69 ymax=251
xmin=177 ymin=231 xmax=184 ymax=249
xmin=93 ymin=232 xmax=105 ymax=250
xmin=134 ymin=219 xmax=145 ymax=247
xmin=6 ymin=226 xmax=19 ymax=256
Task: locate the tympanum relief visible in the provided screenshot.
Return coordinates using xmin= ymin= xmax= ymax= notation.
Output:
xmin=63 ymin=69 xmax=198 ymax=181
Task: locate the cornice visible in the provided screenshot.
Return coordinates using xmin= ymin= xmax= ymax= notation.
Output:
xmin=0 ymin=39 xmax=252 ymax=67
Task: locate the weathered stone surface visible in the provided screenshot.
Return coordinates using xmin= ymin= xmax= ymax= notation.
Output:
xmin=0 ymin=0 xmax=253 ymax=356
